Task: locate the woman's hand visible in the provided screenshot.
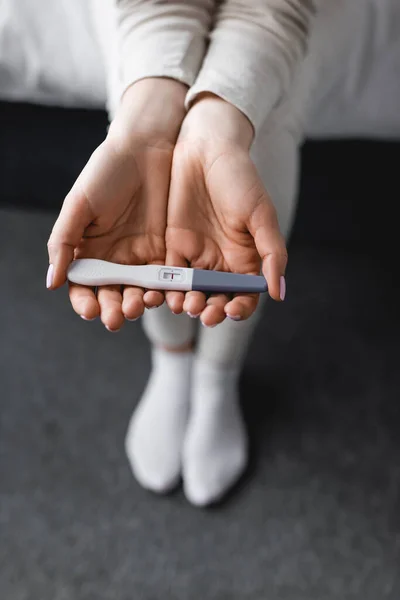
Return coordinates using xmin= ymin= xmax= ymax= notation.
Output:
xmin=47 ymin=78 xmax=187 ymax=331
xmin=165 ymin=94 xmax=288 ymax=327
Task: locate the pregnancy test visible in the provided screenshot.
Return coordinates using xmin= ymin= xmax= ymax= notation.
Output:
xmin=67 ymin=259 xmax=268 ymax=293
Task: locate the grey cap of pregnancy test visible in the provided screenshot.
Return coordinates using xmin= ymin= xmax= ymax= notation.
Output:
xmin=192 ymin=269 xmax=268 ymax=294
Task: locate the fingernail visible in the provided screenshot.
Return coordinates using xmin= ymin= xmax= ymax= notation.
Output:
xmin=201 ymin=322 xmax=216 ymax=328
xmin=280 ymin=276 xmax=286 ymax=301
xmin=187 ymin=312 xmax=200 ymax=318
xmin=227 ymin=314 xmax=242 ymax=321
xmin=46 ymin=264 xmax=54 ymax=289
xmin=127 ymin=317 xmax=140 ymax=322
xmin=80 ymin=315 xmax=96 ymax=321
xmin=106 ymin=326 xmax=120 ymax=333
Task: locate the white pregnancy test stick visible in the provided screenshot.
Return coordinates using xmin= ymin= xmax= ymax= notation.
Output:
xmin=67 ymin=259 xmax=268 ymax=294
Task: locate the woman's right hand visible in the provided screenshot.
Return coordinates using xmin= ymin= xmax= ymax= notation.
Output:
xmin=47 ymin=78 xmax=187 ymax=332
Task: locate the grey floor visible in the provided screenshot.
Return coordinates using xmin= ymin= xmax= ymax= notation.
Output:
xmin=1 ymin=102 xmax=400 ymax=599
xmin=1 ymin=207 xmax=400 ymax=600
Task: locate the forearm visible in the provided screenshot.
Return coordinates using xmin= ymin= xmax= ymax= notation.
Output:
xmin=186 ymin=0 xmax=317 ymax=134
xmin=116 ymin=1 xmax=215 ymax=94
xmin=108 ymin=78 xmax=188 ymax=147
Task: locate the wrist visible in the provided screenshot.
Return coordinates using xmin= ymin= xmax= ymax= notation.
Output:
xmin=183 ymin=93 xmax=254 ymax=149
xmin=108 ymin=78 xmax=188 ymax=149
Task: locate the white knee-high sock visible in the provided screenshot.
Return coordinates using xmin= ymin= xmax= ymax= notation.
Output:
xmin=125 ymin=347 xmax=192 ymax=493
xmin=181 ymin=305 xmax=267 ymax=507
xmin=182 ymin=356 xmax=248 ymax=507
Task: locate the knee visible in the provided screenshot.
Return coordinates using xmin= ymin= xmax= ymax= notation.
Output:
xmin=251 ymin=126 xmax=300 ymax=239
xmin=142 ymin=305 xmax=196 ymax=348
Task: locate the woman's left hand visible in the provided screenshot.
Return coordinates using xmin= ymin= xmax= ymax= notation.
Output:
xmin=165 ymin=94 xmax=288 ymax=327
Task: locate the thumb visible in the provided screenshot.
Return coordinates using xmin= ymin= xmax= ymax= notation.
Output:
xmin=47 ymin=184 xmax=94 ymax=289
xmin=164 ymin=237 xmax=189 ymax=315
xmin=247 ymin=194 xmax=288 ymax=302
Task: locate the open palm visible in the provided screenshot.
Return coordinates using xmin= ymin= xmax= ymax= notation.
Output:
xmin=166 ymin=139 xmax=287 ymax=326
xmin=48 ymin=137 xmax=173 ymax=330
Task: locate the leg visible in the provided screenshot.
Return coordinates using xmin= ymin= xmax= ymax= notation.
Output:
xmin=125 ymin=305 xmax=196 ymax=492
xmin=182 ymin=37 xmax=322 ymax=506
xmin=182 ymin=120 xmax=302 ymax=506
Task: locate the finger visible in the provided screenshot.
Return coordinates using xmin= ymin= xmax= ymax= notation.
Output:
xmin=143 ymin=290 xmax=165 ymax=310
xmin=263 ymin=252 xmax=287 ymax=302
xmin=47 ymin=184 xmax=94 ymax=289
xmin=97 ymin=285 xmax=124 ymax=331
xmin=165 ymin=291 xmax=185 ymax=315
xmin=69 ymin=283 xmax=100 ymax=321
xmin=224 ymin=293 xmax=259 ymax=321
xmin=122 ymin=286 xmax=145 ymax=321
xmin=164 ymin=248 xmax=187 ymax=314
xmin=247 ymin=199 xmax=288 ymax=302
xmin=200 ymin=294 xmax=230 ymax=328
xmin=183 ymin=291 xmax=207 ymax=318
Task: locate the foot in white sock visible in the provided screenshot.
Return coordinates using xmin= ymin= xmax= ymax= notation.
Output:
xmin=182 ymin=358 xmax=248 ymax=507
xmin=125 ymin=347 xmax=192 ymax=493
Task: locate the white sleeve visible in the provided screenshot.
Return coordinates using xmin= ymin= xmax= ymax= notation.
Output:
xmin=116 ymin=0 xmax=215 ymax=92
xmin=185 ymin=0 xmax=317 ymax=134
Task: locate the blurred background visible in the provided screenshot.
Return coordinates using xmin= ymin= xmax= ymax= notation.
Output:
xmin=1 ymin=1 xmax=400 ymax=599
